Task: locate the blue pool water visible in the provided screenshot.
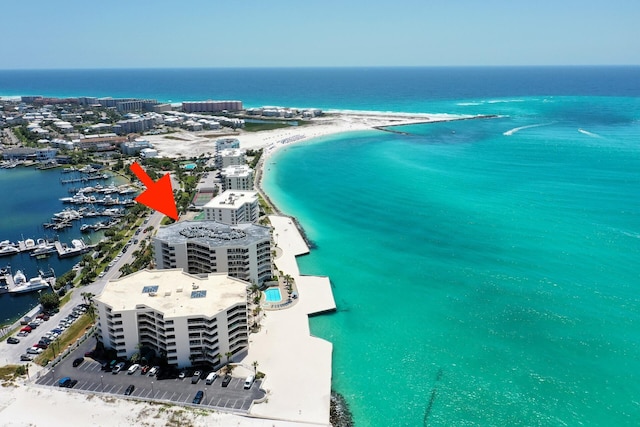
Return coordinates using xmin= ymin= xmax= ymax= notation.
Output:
xmin=264 ymin=288 xmax=282 ymax=302
xmin=183 ymin=163 xmax=196 ymax=170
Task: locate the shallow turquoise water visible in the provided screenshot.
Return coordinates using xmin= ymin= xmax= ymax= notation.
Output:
xmin=263 ymin=96 xmax=640 ymax=426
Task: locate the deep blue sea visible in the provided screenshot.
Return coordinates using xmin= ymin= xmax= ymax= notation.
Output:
xmin=2 ymin=67 xmax=640 ymax=425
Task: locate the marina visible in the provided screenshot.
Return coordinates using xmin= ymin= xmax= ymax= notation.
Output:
xmin=0 ymin=266 xmax=56 ymax=295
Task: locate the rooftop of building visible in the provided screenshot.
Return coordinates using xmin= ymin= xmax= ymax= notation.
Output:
xmin=203 ymin=190 xmax=258 ymax=209
xmin=95 ymin=269 xmax=247 ymax=317
xmin=155 ymin=220 xmax=270 ymax=246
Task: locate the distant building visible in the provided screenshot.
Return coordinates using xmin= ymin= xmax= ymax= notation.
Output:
xmin=140 ymin=148 xmax=158 ymax=158
xmin=153 ymin=220 xmax=272 ymax=285
xmin=121 ymin=138 xmax=152 ymax=155
xmin=77 ymin=134 xmax=127 ymax=151
xmin=203 ymin=190 xmax=260 ymax=225
xmin=216 ymin=148 xmax=246 ymax=169
xmin=216 ymin=138 xmax=240 ymax=151
xmin=220 ymin=165 xmax=254 ymax=191
xmin=94 ymin=269 xmax=249 ymax=368
xmin=182 ymin=100 xmax=243 ymax=113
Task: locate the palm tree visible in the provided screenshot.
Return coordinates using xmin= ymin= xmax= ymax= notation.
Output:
xmin=248 ymin=283 xmax=260 ymax=298
xmin=252 ymin=360 xmax=259 ymax=374
xmin=81 ymin=292 xmax=94 ymax=306
xmin=225 ymin=351 xmax=233 ymax=365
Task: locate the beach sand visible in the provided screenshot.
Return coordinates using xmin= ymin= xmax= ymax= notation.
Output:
xmin=146 ymin=111 xmax=466 ymax=158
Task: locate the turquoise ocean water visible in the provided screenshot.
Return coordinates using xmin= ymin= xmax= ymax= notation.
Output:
xmin=263 ymin=97 xmax=640 ymax=425
xmin=2 ymin=68 xmax=639 ymax=425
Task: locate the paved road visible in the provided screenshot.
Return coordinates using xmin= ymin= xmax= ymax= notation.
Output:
xmin=0 ymin=210 xmax=164 ymax=366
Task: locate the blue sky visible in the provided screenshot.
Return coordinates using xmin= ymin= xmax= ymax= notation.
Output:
xmin=2 ymin=0 xmax=639 ymax=69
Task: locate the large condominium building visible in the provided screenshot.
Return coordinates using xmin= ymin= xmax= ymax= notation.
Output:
xmin=153 ymin=221 xmax=272 ymax=285
xmin=203 ymin=190 xmax=260 ymax=225
xmin=182 ymin=100 xmax=243 ymax=113
xmin=94 ymin=269 xmax=249 ymax=368
xmin=216 ymin=148 xmax=246 ymax=169
xmin=221 ymin=165 xmax=254 ymax=191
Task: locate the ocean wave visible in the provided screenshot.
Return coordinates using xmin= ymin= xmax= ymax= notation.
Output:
xmin=578 ymin=128 xmax=602 ymax=138
xmin=503 ymin=122 xmax=553 ymax=136
xmin=487 ymin=99 xmax=525 ymax=104
xmin=456 ymin=102 xmax=483 ymax=106
xmin=325 ymin=108 xmax=470 ymax=120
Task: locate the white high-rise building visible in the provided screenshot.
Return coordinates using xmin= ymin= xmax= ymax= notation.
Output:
xmin=94 ymin=269 xmax=249 ymax=368
xmin=203 ymin=190 xmax=260 ymax=225
xmin=216 ymin=148 xmax=246 ymax=169
xmin=221 ymin=165 xmax=254 ymax=191
xmin=153 ymin=221 xmax=272 ymax=285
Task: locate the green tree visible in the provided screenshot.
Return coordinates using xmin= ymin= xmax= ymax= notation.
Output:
xmin=39 ymin=292 xmax=60 ymax=310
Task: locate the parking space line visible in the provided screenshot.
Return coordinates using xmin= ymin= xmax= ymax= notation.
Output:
xmin=160 ymin=391 xmax=169 ymax=400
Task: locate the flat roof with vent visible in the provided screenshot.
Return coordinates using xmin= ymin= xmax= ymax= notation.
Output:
xmin=95 ymin=269 xmax=247 ymax=317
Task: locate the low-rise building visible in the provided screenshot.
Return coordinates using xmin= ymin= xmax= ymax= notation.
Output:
xmin=94 ymin=269 xmax=249 ymax=368
xmin=203 ymin=190 xmax=259 ymax=225
xmin=153 ymin=220 xmax=272 ymax=285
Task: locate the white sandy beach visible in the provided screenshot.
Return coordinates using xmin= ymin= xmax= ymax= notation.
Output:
xmin=146 ymin=111 xmax=469 ymax=159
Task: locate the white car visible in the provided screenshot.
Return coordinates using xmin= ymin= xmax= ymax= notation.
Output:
xmin=26 ymin=347 xmax=44 ymax=355
xmin=148 ymin=366 xmax=159 ymax=376
xmin=127 ymin=363 xmax=140 ymax=375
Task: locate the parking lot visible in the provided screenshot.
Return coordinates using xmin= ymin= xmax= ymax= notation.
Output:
xmin=35 ymin=339 xmax=265 ymax=413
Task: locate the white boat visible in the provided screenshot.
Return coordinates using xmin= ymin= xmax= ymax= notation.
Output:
xmin=9 ymin=270 xmax=53 ymax=294
xmin=0 ymin=246 xmax=19 ymax=256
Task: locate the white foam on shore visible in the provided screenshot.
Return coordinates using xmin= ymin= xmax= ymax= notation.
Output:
xmin=503 ymin=122 xmax=553 ymax=136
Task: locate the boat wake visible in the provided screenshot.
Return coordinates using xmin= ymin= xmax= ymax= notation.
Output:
xmin=578 ymin=128 xmax=602 ymax=138
xmin=503 ymin=122 xmax=553 ymax=136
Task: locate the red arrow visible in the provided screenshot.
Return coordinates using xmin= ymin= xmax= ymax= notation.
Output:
xmin=129 ymin=162 xmax=178 ymax=220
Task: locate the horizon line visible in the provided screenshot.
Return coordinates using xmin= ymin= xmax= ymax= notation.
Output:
xmin=1 ymin=64 xmax=639 ymax=72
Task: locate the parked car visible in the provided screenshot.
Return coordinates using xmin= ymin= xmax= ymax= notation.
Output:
xmin=124 ymin=384 xmax=135 ymax=396
xmin=191 ymin=371 xmax=201 ymax=384
xmin=20 ymin=354 xmax=33 ymax=361
xmin=127 ymin=364 xmax=140 ymax=375
xmin=192 ymin=390 xmax=204 ymax=405
xmin=7 ymin=337 xmax=20 ymax=344
xmin=34 ymin=343 xmax=48 ymax=349
xmin=141 ymin=365 xmax=150 ymax=374
xmin=16 ymin=331 xmax=29 ymax=337
xmin=243 ymin=375 xmax=255 ymax=389
xmin=205 ymin=372 xmax=217 ymax=385
xmin=72 ymin=357 xmax=84 ymax=367
xmin=221 ymin=375 xmax=232 ymax=387
xmin=178 ymin=371 xmax=187 ymax=380
xmin=26 ymin=347 xmax=43 ymax=355
xmin=148 ymin=366 xmax=159 ymax=376
xmin=112 ymin=362 xmax=126 ymax=374
xmin=59 ymin=377 xmax=72 ymax=387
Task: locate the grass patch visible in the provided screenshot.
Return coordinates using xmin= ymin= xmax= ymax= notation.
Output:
xmin=35 ymin=314 xmax=95 ymax=366
xmin=59 ymin=291 xmax=73 ymax=307
xmin=257 ymin=194 xmax=274 ymax=215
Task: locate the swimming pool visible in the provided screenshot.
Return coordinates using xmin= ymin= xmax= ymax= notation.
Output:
xmin=183 ymin=163 xmax=196 ymax=170
xmin=264 ymin=288 xmax=282 ymax=302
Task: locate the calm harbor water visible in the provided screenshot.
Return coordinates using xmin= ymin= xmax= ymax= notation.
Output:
xmin=0 ymin=167 xmax=119 ymax=325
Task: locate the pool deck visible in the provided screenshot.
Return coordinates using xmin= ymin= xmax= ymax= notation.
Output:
xmin=242 ymin=214 xmax=336 ymax=426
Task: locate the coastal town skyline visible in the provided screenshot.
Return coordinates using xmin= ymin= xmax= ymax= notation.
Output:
xmin=2 ymin=0 xmax=639 ymax=69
